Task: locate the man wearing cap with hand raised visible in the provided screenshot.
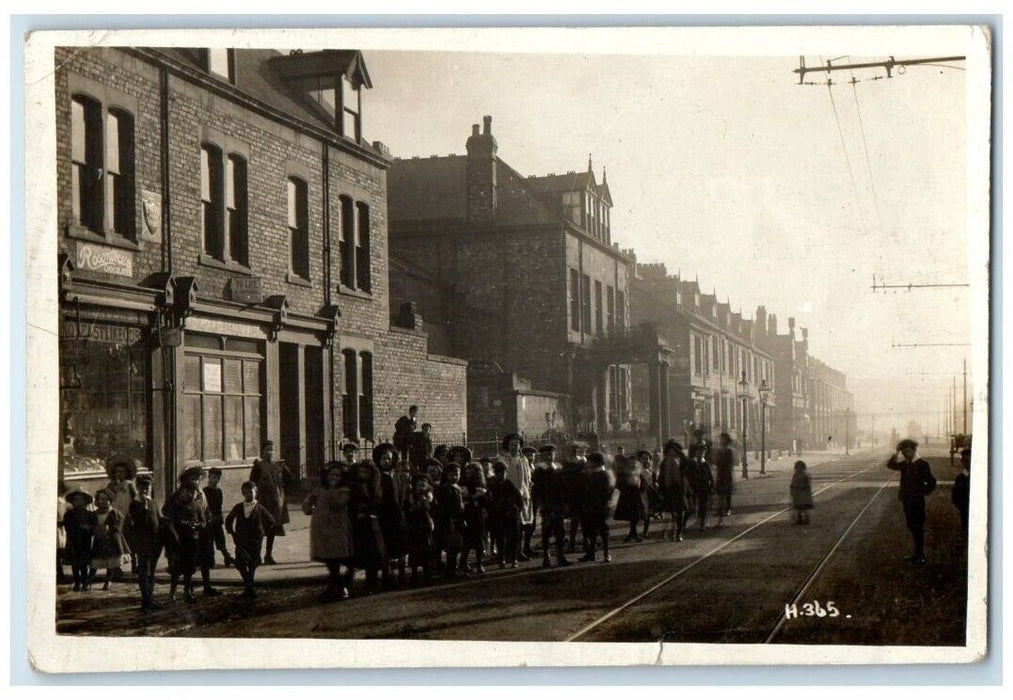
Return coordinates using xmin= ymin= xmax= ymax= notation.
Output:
xmin=886 ymin=438 xmax=937 ymax=564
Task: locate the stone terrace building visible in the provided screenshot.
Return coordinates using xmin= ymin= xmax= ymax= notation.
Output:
xmin=56 ymin=47 xmax=466 ymax=498
xmin=753 ymin=306 xmax=855 ymax=452
xmin=631 ymin=263 xmax=775 ymax=448
xmin=387 ymin=116 xmax=671 ymax=448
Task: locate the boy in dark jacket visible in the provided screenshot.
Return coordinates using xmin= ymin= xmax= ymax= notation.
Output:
xmin=886 ymin=439 xmax=937 ymax=564
xmin=488 ymin=460 xmax=524 ymax=569
xmin=225 ymin=481 xmax=275 ymax=598
xmin=124 ymin=474 xmax=162 ymax=610
xmin=532 ymin=455 xmax=571 ymax=568
xmin=579 ymin=452 xmax=616 ymax=563
xmin=203 ymin=467 xmax=234 ymax=568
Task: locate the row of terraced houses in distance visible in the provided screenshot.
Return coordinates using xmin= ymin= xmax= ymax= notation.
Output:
xmin=55 ymin=46 xmax=854 ymax=499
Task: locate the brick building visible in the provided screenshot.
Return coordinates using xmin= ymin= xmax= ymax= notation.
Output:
xmin=55 ymin=47 xmax=466 ymax=499
xmin=388 ymin=117 xmax=670 ymax=448
xmin=631 ymin=263 xmax=776 ymax=449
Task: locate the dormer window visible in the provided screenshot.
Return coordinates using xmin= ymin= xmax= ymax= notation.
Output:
xmin=269 ymin=50 xmax=372 ymax=142
xmin=341 ymin=75 xmax=360 ymax=141
xmin=204 ymin=49 xmax=235 ymax=83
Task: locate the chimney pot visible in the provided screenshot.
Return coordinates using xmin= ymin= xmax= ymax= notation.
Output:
xmin=483 ymin=115 xmax=492 ymax=134
xmin=472 ymin=124 xmax=480 ymax=136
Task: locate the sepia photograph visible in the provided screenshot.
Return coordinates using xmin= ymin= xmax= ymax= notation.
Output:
xmin=22 ymin=24 xmax=991 ymax=671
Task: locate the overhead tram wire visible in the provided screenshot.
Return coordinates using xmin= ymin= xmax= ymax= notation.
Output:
xmin=824 ymin=70 xmax=866 ymax=235
xmin=848 ymin=60 xmax=885 ymax=237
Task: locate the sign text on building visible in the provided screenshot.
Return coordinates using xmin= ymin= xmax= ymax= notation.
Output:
xmin=75 ymin=243 xmax=133 ymax=277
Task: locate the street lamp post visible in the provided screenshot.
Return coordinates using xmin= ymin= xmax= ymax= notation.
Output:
xmin=738 ymin=370 xmax=749 ymax=479
xmin=759 ymin=379 xmax=771 ymax=476
xmin=844 ymin=407 xmax=850 ymax=456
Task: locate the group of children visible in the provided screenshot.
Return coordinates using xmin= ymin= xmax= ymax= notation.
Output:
xmin=58 ymin=433 xmax=817 ymax=610
xmin=59 ymin=456 xmax=261 ymax=608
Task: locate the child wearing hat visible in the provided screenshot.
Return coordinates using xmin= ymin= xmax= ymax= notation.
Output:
xmin=63 ymin=488 xmax=97 ymax=591
xmin=90 ymin=487 xmax=131 ymax=591
xmin=162 ymin=467 xmax=209 ymax=603
xmin=124 ymin=474 xmax=162 ymax=610
xmin=227 ymin=481 xmax=276 ymax=599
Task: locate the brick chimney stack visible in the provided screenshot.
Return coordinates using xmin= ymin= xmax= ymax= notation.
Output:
xmin=466 ymin=115 xmax=497 ymax=223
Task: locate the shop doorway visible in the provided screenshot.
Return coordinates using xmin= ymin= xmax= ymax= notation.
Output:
xmin=278 ymin=342 xmax=327 ymax=482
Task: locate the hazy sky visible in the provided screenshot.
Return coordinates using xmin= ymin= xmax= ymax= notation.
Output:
xmin=359 ymin=50 xmax=972 ymax=434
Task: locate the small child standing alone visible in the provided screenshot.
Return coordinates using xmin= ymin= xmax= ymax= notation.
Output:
xmin=790 ymin=461 xmax=813 ymax=524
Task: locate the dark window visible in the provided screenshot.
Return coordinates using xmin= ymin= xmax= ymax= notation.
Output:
xmin=359 ymin=351 xmax=373 ymax=440
xmin=71 ymin=95 xmax=103 ymax=231
xmin=287 ymin=177 xmax=309 ymax=279
xmin=227 ymin=155 xmax=248 ymax=266
xmin=580 ymin=274 xmax=592 ymax=333
xmin=342 ymin=349 xmax=357 ymax=440
xmin=201 ymin=145 xmax=247 ymax=265
xmin=617 ymin=290 xmax=626 ymax=333
xmin=606 ymin=285 xmax=615 ymax=336
xmin=339 ymin=195 xmax=354 ymax=288
xmin=105 ymin=109 xmax=134 ymax=237
xmin=71 ymin=94 xmax=135 ymax=239
xmin=594 ymin=280 xmax=603 ymax=335
xmin=569 ymin=269 xmax=580 ymax=332
xmin=355 ymin=201 xmax=371 ymax=292
xmin=200 ymin=144 xmax=223 ymax=258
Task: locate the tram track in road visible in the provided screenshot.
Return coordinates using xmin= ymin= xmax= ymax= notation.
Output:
xmin=566 ymin=454 xmax=891 ymax=643
xmin=763 ymin=476 xmax=894 ymax=643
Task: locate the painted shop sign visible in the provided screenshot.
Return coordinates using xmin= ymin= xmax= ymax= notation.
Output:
xmin=60 ymin=321 xmax=142 ymax=345
xmin=75 ymin=242 xmax=133 ymax=277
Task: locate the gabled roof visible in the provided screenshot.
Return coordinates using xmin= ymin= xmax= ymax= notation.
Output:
xmin=597 ymin=173 xmax=613 ymax=206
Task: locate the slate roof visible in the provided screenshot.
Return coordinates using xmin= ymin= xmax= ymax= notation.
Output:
xmin=388 ymin=155 xmax=560 ymax=227
xmin=150 ymin=48 xmax=380 ymax=154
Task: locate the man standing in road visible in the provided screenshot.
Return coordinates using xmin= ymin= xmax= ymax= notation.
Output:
xmin=501 ymin=434 xmax=534 ymax=561
xmin=393 ymin=405 xmax=419 ymax=465
xmin=886 ymin=438 xmax=937 ymax=564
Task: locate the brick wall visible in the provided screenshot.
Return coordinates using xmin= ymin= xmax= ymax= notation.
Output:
xmin=55 ymin=47 xmax=467 ymax=468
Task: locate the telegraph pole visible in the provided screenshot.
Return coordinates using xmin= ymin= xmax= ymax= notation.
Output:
xmin=963 ymin=358 xmax=968 ymax=435
xmin=795 ymin=55 xmax=966 ymax=84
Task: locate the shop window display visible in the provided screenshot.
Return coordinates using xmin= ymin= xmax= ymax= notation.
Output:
xmin=59 ymin=323 xmax=149 ymax=475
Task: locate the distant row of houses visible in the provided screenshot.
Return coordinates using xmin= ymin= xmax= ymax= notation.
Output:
xmin=55 ymin=47 xmax=852 ymax=499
